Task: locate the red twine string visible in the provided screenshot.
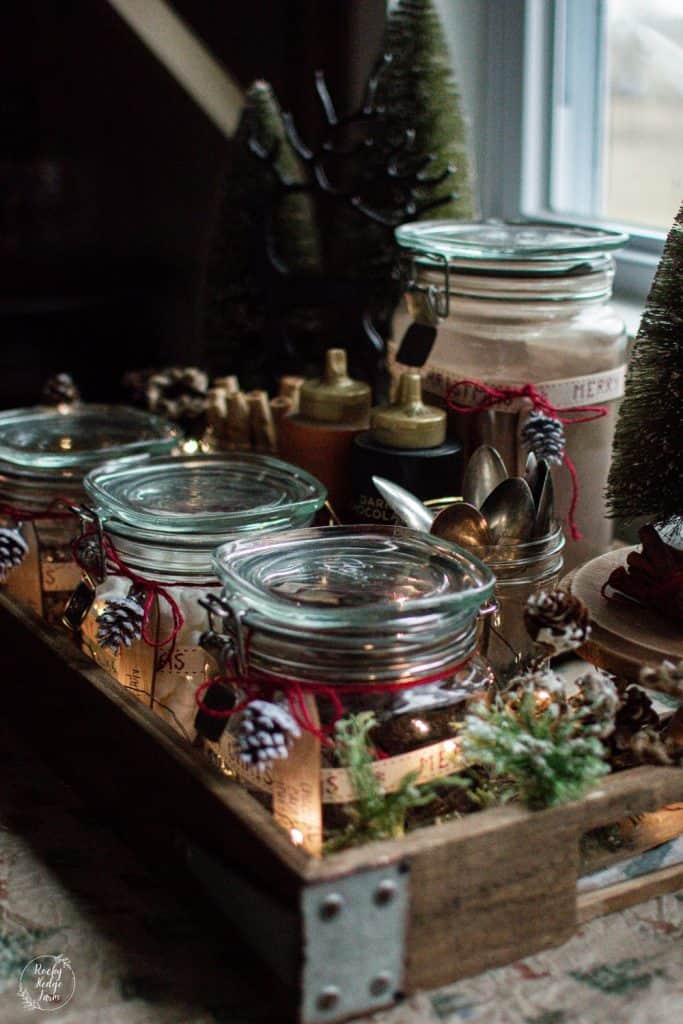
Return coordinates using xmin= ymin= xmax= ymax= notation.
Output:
xmin=195 ymin=658 xmax=472 ymax=744
xmin=0 ymin=497 xmax=77 ymax=522
xmin=74 ymin=529 xmax=217 ymax=661
xmin=445 ymin=379 xmax=608 ymax=541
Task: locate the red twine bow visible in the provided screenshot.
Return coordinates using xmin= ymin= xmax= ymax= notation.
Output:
xmin=74 ymin=530 xmax=216 ymax=663
xmin=195 ymin=659 xmax=471 ymax=744
xmin=446 ymin=379 xmax=608 ymax=541
xmin=0 ymin=497 xmax=77 ymax=523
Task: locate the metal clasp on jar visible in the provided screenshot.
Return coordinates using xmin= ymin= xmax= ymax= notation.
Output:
xmin=198 ymin=591 xmax=250 ymax=675
xmin=402 ymin=248 xmax=451 ymax=320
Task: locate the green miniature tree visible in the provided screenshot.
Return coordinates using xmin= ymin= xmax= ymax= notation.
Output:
xmin=201 ymin=80 xmax=320 ymax=374
xmin=379 ymin=0 xmax=478 ymax=221
xmin=606 ymin=203 xmax=683 ymax=522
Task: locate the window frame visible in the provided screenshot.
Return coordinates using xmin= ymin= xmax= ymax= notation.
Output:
xmin=450 ymin=0 xmax=666 ymax=304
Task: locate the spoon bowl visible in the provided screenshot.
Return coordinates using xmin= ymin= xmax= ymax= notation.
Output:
xmin=480 ymin=477 xmax=536 ymax=543
xmin=462 ymin=445 xmax=508 ymax=509
xmin=430 ymin=501 xmax=492 ymax=550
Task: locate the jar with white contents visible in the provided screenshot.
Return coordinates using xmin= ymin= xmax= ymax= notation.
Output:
xmin=0 ymin=404 xmax=179 ymax=623
xmin=73 ymin=453 xmax=326 ymax=739
xmin=197 ymin=525 xmax=495 ymax=854
xmin=391 ymin=220 xmax=629 ymax=566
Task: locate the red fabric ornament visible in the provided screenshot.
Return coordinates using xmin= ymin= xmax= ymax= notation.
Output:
xmin=602 ymin=524 xmax=683 ymax=623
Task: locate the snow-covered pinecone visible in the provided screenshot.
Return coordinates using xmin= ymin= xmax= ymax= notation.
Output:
xmin=640 ymin=659 xmax=683 ymax=700
xmin=573 ymin=669 xmax=619 ymax=738
xmin=238 ymin=699 xmax=301 ymax=769
xmin=97 ymin=589 xmax=145 ymax=653
xmin=146 ymin=366 xmax=209 ymax=436
xmin=524 ymin=590 xmax=590 ymax=654
xmin=521 ymin=411 xmax=565 ymax=464
xmin=506 ymin=667 xmax=568 ymax=708
xmin=42 ymin=372 xmax=81 ymax=406
xmin=0 ymin=526 xmax=28 ymax=575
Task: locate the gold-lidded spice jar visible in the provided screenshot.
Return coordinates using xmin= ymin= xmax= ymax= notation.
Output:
xmin=198 ymin=524 xmax=495 ymax=854
xmin=278 ymin=348 xmax=371 ymax=519
xmin=350 ymin=371 xmax=462 ymax=524
xmin=0 ymin=404 xmax=180 ymax=623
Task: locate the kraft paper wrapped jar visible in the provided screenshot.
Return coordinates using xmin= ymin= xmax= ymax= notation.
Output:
xmin=391 ymin=220 xmax=629 ymax=566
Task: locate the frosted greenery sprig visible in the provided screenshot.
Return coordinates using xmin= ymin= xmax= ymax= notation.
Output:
xmin=460 ymin=671 xmax=615 ymax=810
xmin=324 ymin=712 xmax=465 ymax=853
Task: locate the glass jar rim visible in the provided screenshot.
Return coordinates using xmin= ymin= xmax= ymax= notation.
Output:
xmin=85 ymin=452 xmax=327 ymax=539
xmin=214 ymin=524 xmax=495 ymax=631
xmin=0 ymin=404 xmax=180 ymax=475
xmin=396 ymin=219 xmax=628 ymax=270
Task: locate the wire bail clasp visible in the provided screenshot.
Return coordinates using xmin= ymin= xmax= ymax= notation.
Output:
xmin=403 ymin=247 xmax=451 ymax=320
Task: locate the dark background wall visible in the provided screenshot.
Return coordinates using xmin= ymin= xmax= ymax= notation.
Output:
xmin=0 ymin=0 xmax=385 ymax=406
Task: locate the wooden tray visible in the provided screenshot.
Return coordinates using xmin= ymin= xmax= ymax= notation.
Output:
xmin=3 ymin=593 xmax=683 ymax=1024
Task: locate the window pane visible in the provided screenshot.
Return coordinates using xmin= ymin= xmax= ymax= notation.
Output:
xmin=604 ymin=0 xmax=683 ymax=230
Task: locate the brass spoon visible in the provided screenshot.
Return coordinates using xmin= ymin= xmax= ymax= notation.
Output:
xmin=480 ymin=477 xmax=536 ymax=543
xmin=430 ymin=501 xmax=492 ymax=550
xmin=462 ymin=445 xmax=508 ymax=509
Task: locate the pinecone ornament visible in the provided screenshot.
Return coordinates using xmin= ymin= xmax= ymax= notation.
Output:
xmin=0 ymin=525 xmax=28 ymax=575
xmin=146 ymin=366 xmax=209 ymax=437
xmin=640 ymin=657 xmax=683 ymax=699
xmin=609 ymin=685 xmax=660 ymax=768
xmin=524 ymin=590 xmax=591 ymax=654
xmin=97 ymin=588 xmax=145 ymax=653
xmin=42 ymin=372 xmax=81 ymax=406
xmin=521 ymin=411 xmax=565 ymax=464
xmin=572 ymin=669 xmax=619 ymax=738
xmin=239 ymin=699 xmax=301 ymax=769
xmin=505 ymin=667 xmax=568 ymax=710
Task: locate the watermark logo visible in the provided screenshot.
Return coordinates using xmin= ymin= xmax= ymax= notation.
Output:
xmin=18 ymin=955 xmax=75 ymax=1012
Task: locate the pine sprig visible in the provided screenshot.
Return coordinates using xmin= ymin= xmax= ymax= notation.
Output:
xmin=461 ymin=685 xmax=611 ymax=810
xmin=324 ymin=712 xmax=465 ymax=852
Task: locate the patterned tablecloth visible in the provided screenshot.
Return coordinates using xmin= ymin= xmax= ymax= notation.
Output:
xmin=1 ymin=719 xmax=682 ymax=1024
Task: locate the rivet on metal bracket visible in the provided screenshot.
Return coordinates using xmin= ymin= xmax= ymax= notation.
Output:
xmin=369 ymin=971 xmax=392 ymax=997
xmin=373 ymin=879 xmax=397 ymax=906
xmin=319 ymin=893 xmax=344 ymax=920
xmin=317 ymin=986 xmax=341 ymax=1012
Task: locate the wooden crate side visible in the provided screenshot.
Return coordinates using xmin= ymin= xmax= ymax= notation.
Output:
xmin=0 ymin=594 xmax=309 ymax=899
xmin=314 ymin=768 xmax=683 ymax=992
xmin=577 ymin=862 xmax=683 ymax=923
xmin=404 ymin=810 xmax=580 ymax=989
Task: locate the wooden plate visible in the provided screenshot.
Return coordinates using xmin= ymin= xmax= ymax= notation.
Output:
xmin=566 ymin=549 xmax=683 ymax=683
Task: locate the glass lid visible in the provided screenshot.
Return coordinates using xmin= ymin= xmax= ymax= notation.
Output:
xmin=395 ymin=219 xmax=628 ymax=265
xmin=85 ymin=452 xmax=327 ymax=535
xmin=214 ymin=525 xmax=495 ymax=630
xmin=0 ymin=404 xmax=180 ymax=472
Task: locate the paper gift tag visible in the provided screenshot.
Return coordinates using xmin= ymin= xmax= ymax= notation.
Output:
xmin=272 ymin=694 xmax=322 ymax=856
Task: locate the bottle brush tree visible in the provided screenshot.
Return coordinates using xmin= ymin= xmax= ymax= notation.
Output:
xmin=606 ymin=202 xmax=683 ymax=525
xmin=201 ymin=80 xmax=320 ymax=381
xmin=379 ymin=0 xmax=478 ymax=221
